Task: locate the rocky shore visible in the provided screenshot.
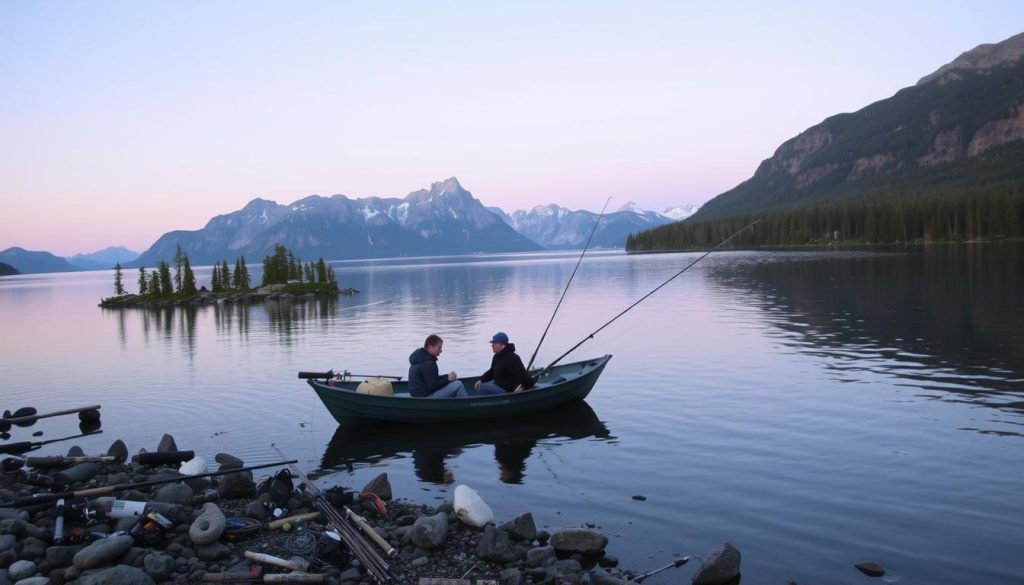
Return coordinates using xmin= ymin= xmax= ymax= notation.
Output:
xmin=1 ymin=435 xmax=744 ymax=585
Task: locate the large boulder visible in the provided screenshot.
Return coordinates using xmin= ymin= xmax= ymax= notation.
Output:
xmin=78 ymin=564 xmax=155 ymax=585
xmin=156 ymin=434 xmax=178 ymax=453
xmin=477 ymin=524 xmax=516 ymax=563
xmin=361 ymin=473 xmax=392 ymax=501
xmin=453 ymin=485 xmax=493 ymax=528
xmin=410 ymin=513 xmax=448 ymax=549
xmin=73 ymin=534 xmax=134 ymax=570
xmin=500 ymin=513 xmax=537 ymax=542
xmin=550 ymin=528 xmax=608 ymax=554
xmin=692 ymin=543 xmax=741 ymax=584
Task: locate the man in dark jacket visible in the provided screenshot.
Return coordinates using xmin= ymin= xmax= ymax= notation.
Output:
xmin=409 ymin=334 xmax=467 ymax=398
xmin=474 ymin=332 xmax=536 ymax=395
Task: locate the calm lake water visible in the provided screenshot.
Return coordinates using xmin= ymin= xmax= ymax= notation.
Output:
xmin=2 ymin=245 xmax=1022 ymax=584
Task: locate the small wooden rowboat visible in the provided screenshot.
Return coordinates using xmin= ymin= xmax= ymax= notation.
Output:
xmin=301 ymin=354 xmax=611 ymax=423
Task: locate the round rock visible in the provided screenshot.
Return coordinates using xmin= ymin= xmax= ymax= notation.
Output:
xmin=72 ymin=534 xmax=134 ymax=570
xmin=189 ymin=502 xmax=227 ymax=545
xmin=453 ymin=484 xmax=493 ymax=528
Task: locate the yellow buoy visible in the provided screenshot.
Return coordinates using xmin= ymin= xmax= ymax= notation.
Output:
xmin=356 ymin=377 xmax=394 ymax=396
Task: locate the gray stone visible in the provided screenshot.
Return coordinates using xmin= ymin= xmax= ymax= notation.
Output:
xmin=78 ymin=564 xmax=155 ymax=585
xmin=339 ymin=567 xmax=362 ymax=582
xmin=157 ymin=434 xmax=178 ymax=453
xmin=195 ymin=542 xmax=230 ymax=562
xmin=7 ymin=560 xmax=36 ymax=581
xmin=410 ymin=556 xmax=429 ymax=568
xmin=553 ymin=559 xmax=582 ymax=576
xmin=361 ymin=473 xmax=392 ymax=501
xmin=142 ymin=553 xmax=174 ymax=581
xmin=107 ymin=440 xmax=129 ymax=462
xmin=0 ymin=549 xmax=13 ymax=569
xmin=499 ymin=568 xmax=523 ymax=585
xmin=18 ymin=537 xmax=48 ymax=562
xmin=550 ymin=528 xmax=608 ymax=554
xmin=477 ymin=524 xmax=516 ymax=564
xmin=153 ymin=483 xmax=193 ymax=506
xmin=44 ymin=546 xmax=84 ymax=569
xmin=189 ymin=503 xmax=226 ymax=546
xmin=410 ymin=513 xmax=448 ymax=549
xmin=2 ymin=520 xmax=47 ymax=541
xmin=215 ymin=471 xmax=254 ymax=499
xmin=692 ymin=543 xmax=741 ymax=585
xmin=214 ymin=453 xmax=244 ymax=470
xmin=0 ymin=510 xmax=28 ymax=522
xmin=73 ymin=534 xmax=134 ymax=570
xmin=500 ymin=513 xmax=537 ymax=542
xmin=66 ymin=445 xmax=85 ymax=457
xmin=0 ymin=535 xmax=15 ymax=555
xmin=590 ymin=568 xmax=631 ymax=585
xmin=855 ymin=561 xmax=885 ymax=577
xmin=12 ymin=577 xmax=48 ymax=585
xmin=243 ymin=501 xmax=267 ymax=520
xmin=525 ymin=545 xmax=555 ymax=568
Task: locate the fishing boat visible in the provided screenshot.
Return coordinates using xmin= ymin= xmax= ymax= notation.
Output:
xmin=301 ymin=354 xmax=611 ymax=424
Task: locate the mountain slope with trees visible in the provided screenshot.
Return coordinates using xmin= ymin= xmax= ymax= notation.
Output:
xmin=629 ymin=32 xmax=1024 ymax=250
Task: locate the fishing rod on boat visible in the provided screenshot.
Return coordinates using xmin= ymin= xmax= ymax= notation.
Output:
xmin=535 ymin=219 xmax=760 ymax=378
xmin=527 ymin=197 xmax=611 ymax=371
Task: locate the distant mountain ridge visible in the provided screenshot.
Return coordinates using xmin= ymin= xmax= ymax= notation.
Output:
xmin=66 ymin=246 xmax=139 ymax=270
xmin=495 ymin=201 xmax=699 ymax=248
xmin=0 ymin=247 xmax=82 ymax=274
xmin=131 ymin=178 xmax=542 ymax=266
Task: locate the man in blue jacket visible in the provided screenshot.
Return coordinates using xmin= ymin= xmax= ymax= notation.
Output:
xmin=409 ymin=334 xmax=468 ymax=398
xmin=474 ymin=332 xmax=536 ymax=395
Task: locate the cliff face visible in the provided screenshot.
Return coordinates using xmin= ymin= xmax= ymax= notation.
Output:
xmin=693 ymin=31 xmax=1024 ymax=221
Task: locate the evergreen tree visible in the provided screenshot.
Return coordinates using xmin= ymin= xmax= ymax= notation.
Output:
xmin=305 ymin=262 xmax=315 ymax=283
xmin=113 ymin=262 xmax=125 ymax=295
xmin=158 ymin=262 xmax=173 ymax=296
xmin=327 ymin=263 xmax=337 ymax=285
xmin=138 ymin=267 xmax=148 ymax=295
xmin=173 ymin=245 xmax=185 ymax=292
xmin=287 ymin=251 xmax=298 ymax=281
xmin=222 ymin=261 xmax=232 ymax=291
xmin=182 ymin=257 xmax=197 ymax=295
xmin=235 ymin=257 xmax=250 ymax=290
xmin=315 ymin=258 xmax=327 ymax=283
xmin=149 ymin=271 xmax=161 ymax=296
xmin=211 ymin=262 xmax=222 ymax=293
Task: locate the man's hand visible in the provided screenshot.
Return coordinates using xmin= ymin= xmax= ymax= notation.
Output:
xmin=448 ymin=371 xmax=457 ymax=381
xmin=474 ymin=380 xmax=482 ymax=391
xmin=513 ymin=384 xmax=525 ymax=393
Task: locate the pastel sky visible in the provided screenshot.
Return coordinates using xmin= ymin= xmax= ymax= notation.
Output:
xmin=2 ymin=2 xmax=1023 ymax=256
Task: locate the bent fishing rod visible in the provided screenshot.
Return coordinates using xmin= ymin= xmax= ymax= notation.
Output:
xmin=527 ymin=197 xmax=611 ymax=371
xmin=535 ymin=219 xmax=759 ymax=377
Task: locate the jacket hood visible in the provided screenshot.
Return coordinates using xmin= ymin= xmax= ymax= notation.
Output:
xmin=409 ymin=347 xmax=435 ymax=365
xmin=497 ymin=343 xmax=517 ymax=356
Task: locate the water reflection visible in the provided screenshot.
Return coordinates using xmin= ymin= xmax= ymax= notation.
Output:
xmin=712 ymin=245 xmax=1024 ymax=419
xmin=319 ymin=401 xmax=614 ymax=484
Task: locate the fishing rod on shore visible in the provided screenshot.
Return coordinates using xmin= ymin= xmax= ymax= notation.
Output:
xmin=7 ymin=459 xmax=296 ymax=507
xmin=536 ymin=219 xmax=760 ymax=377
xmin=632 ymin=556 xmax=691 ymax=583
xmin=527 ymin=197 xmax=611 ymax=371
xmin=0 ymin=430 xmax=103 ymax=456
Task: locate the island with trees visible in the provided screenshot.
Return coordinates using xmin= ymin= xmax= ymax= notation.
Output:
xmin=99 ymin=244 xmax=356 ymax=308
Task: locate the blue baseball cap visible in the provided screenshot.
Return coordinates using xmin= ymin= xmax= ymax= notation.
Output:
xmin=490 ymin=331 xmax=509 ymax=344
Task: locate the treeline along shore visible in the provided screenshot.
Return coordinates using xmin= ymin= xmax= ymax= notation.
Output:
xmin=100 ymin=244 xmax=356 ymax=309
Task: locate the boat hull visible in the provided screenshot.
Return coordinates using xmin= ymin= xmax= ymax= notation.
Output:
xmin=307 ymin=355 xmax=611 ymax=423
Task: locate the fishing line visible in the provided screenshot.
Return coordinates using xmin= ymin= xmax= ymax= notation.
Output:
xmin=527 ymin=197 xmax=611 ymax=371
xmin=538 ymin=219 xmax=760 ymax=375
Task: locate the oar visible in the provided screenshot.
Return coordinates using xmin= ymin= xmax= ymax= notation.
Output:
xmin=9 ymin=459 xmax=296 ymax=507
xmin=632 ymin=556 xmax=690 ymax=583
xmin=0 ymin=430 xmax=103 ymax=456
xmin=1 ymin=405 xmax=101 ymax=425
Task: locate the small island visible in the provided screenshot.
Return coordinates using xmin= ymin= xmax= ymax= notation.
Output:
xmin=100 ymin=244 xmax=356 ymax=308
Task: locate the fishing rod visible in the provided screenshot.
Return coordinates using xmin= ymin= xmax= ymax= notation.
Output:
xmin=537 ymin=219 xmax=759 ymax=376
xmin=9 ymin=459 xmax=296 ymax=507
xmin=632 ymin=556 xmax=690 ymax=583
xmin=527 ymin=197 xmax=611 ymax=371
xmin=0 ymin=430 xmax=103 ymax=456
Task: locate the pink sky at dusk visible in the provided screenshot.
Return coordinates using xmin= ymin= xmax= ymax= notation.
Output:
xmin=2 ymin=2 xmax=1023 ymax=256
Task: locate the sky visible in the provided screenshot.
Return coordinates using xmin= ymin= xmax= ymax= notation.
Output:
xmin=2 ymin=2 xmax=1023 ymax=256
